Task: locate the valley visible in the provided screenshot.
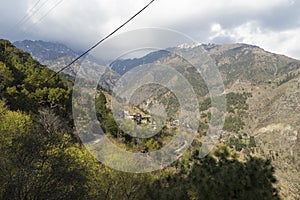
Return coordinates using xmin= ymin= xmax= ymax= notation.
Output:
xmin=1 ymin=39 xmax=299 ymax=199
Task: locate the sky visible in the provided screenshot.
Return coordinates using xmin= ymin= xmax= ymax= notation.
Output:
xmin=1 ymin=0 xmax=300 ymax=59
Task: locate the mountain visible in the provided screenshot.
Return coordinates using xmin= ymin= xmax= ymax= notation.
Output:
xmin=13 ymin=40 xmax=120 ymax=90
xmin=109 ymin=43 xmax=300 ymax=87
xmin=110 ymin=50 xmax=171 ymax=75
xmin=9 ymin=40 xmax=300 ymax=199
xmin=13 ymin=40 xmax=78 ymax=62
xmin=105 ymin=43 xmax=300 ymax=199
xmin=1 ymin=38 xmax=282 ymax=200
xmin=15 ymin=40 xmax=300 ymax=87
xmin=245 ymin=70 xmax=300 ymax=199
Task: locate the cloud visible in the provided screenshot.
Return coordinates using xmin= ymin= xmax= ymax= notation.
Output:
xmin=209 ymin=21 xmax=300 ymax=59
xmin=0 ymin=0 xmax=299 ymax=59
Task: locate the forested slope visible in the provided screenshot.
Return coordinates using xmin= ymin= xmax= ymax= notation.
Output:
xmin=0 ymin=39 xmax=280 ymax=200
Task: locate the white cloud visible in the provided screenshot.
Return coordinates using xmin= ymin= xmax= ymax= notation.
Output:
xmin=1 ymin=0 xmax=299 ymax=59
xmin=211 ymin=23 xmax=222 ymax=33
xmin=209 ymin=21 xmax=300 ymax=59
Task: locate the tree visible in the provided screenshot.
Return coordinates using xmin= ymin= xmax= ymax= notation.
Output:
xmin=0 ymin=40 xmax=71 ymax=113
xmin=249 ymin=136 xmax=256 ymax=147
xmin=95 ymin=92 xmax=108 ymax=119
xmin=0 ymin=101 xmax=105 ymax=199
xmin=223 ymin=115 xmax=245 ymax=132
xmin=145 ymin=138 xmax=160 ymax=151
xmin=105 ymin=116 xmax=119 ymax=137
xmin=148 ymin=152 xmax=280 ymax=200
xmin=0 ymin=61 xmax=14 ymax=93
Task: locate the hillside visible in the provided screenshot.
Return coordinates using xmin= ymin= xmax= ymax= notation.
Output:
xmin=206 ymin=43 xmax=300 ymax=86
xmin=16 ymin=40 xmax=300 ymax=93
xmin=107 ymin=43 xmax=300 ymax=87
xmin=13 ymin=40 xmax=78 ymax=62
xmin=105 ymin=43 xmax=300 ymax=199
xmin=14 ymin=40 xmax=119 ymax=90
xmin=246 ymin=76 xmax=300 ymax=199
xmin=5 ymin=39 xmax=300 ymax=199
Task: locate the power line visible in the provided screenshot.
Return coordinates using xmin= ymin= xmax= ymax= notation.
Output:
xmin=46 ymin=0 xmax=155 ymax=82
xmin=10 ymin=0 xmax=50 ymax=31
xmin=24 ymin=0 xmax=64 ymax=32
xmin=35 ymin=0 xmax=64 ymax=24
xmin=13 ymin=0 xmax=43 ymax=28
xmin=16 ymin=0 xmax=43 ymax=26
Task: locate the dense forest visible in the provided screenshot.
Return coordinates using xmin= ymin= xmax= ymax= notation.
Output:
xmin=0 ymin=39 xmax=280 ymax=199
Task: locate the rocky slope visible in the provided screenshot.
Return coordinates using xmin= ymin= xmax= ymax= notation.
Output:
xmin=14 ymin=40 xmax=300 ymax=199
xmin=14 ymin=40 xmax=120 ymax=90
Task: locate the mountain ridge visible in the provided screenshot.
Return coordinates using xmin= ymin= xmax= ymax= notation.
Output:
xmin=5 ymin=39 xmax=300 ymax=199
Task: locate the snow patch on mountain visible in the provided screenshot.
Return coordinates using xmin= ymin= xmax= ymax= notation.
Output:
xmin=177 ymin=42 xmax=201 ymax=49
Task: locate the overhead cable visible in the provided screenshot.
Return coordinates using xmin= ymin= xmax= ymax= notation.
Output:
xmin=46 ymin=0 xmax=155 ymax=82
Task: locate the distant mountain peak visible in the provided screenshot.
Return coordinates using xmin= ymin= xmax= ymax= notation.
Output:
xmin=177 ymin=42 xmax=202 ymax=49
xmin=13 ymin=40 xmax=78 ymax=62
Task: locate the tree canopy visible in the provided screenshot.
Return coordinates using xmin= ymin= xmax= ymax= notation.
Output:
xmin=0 ymin=39 xmax=281 ymax=200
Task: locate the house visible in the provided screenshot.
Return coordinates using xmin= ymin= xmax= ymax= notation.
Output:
xmin=152 ymin=120 xmax=157 ymax=130
xmin=133 ymin=113 xmax=142 ymax=124
xmin=169 ymin=119 xmax=180 ymax=127
xmin=123 ymin=110 xmax=152 ymax=125
xmin=124 ymin=110 xmax=130 ymax=117
xmin=141 ymin=116 xmax=151 ymax=124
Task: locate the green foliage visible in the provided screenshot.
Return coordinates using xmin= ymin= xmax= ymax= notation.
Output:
xmin=104 ymin=116 xmax=119 ymax=137
xmin=199 ymin=97 xmax=211 ymax=111
xmin=249 ymin=136 xmax=256 ymax=147
xmin=0 ymin=40 xmax=71 ymax=113
xmin=0 ymin=102 xmax=104 ymax=199
xmin=47 ymin=87 xmax=70 ymax=107
xmin=198 ymin=121 xmax=209 ymax=133
xmin=97 ymin=168 xmax=151 ymax=199
xmin=199 ymin=92 xmax=250 ymax=136
xmin=199 ymin=92 xmax=251 ymax=113
xmin=228 ymin=135 xmax=256 ymax=151
xmin=95 ymin=92 xmax=108 ymax=119
xmin=229 ymin=137 xmax=247 ymax=151
xmin=148 ymin=155 xmax=279 ymax=200
xmin=145 ymin=138 xmax=160 ymax=151
xmin=214 ymin=146 xmax=230 ymax=159
xmin=226 ymin=92 xmax=250 ymax=112
xmin=94 ymin=92 xmax=121 ymax=138
xmin=223 ymin=115 xmax=245 ymax=132
xmin=0 ymin=101 xmax=32 ymax=148
xmin=0 ymin=61 xmax=14 ymax=93
xmin=0 ymin=40 xmax=282 ymax=200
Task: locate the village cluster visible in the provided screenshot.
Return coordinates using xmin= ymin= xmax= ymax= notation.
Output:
xmin=122 ymin=110 xmax=180 ymax=129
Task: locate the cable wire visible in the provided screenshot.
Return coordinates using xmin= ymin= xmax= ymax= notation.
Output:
xmin=46 ymin=0 xmax=155 ymax=82
xmin=23 ymin=0 xmax=64 ymax=33
xmin=11 ymin=0 xmax=50 ymax=31
xmin=16 ymin=0 xmax=43 ymax=25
